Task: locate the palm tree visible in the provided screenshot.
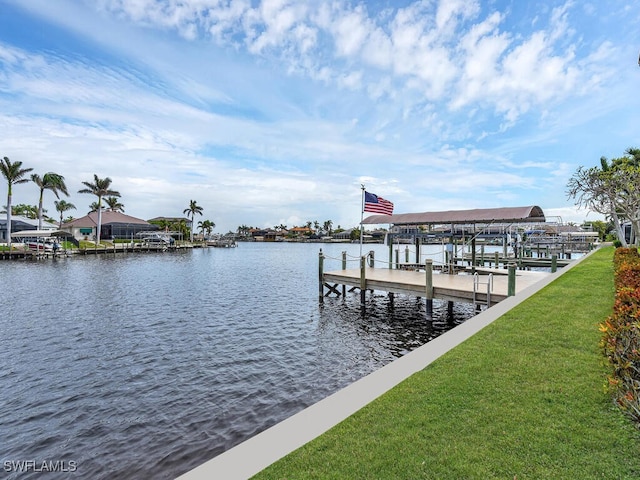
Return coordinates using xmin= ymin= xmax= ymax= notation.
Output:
xmin=0 ymin=157 xmax=33 ymax=250
xmin=88 ymin=201 xmax=102 ymax=213
xmin=54 ymin=199 xmax=76 ymax=228
xmin=104 ymin=196 xmax=125 ymax=212
xmin=7 ymin=203 xmax=38 ymax=219
xmin=78 ymin=174 xmax=120 ymax=244
xmin=183 ymin=200 xmax=203 ymax=243
xmin=31 ymin=172 xmax=69 ymax=230
xmin=197 ymin=219 xmax=215 ymax=239
xmin=236 ymin=224 xmax=250 ymax=238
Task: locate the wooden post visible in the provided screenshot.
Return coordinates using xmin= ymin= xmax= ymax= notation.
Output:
xmin=551 ymin=254 xmax=557 ymax=273
xmin=341 ymin=251 xmax=347 ymax=296
xmin=395 ymin=249 xmax=399 ymax=269
xmin=388 ymin=241 xmax=393 ymax=269
xmin=405 ymin=246 xmax=409 ymax=263
xmin=425 ymin=258 xmax=433 ymax=319
xmin=360 ymin=256 xmax=366 ymax=307
xmin=369 ymin=250 xmax=375 ymax=267
xmin=318 ymin=249 xmax=324 ymax=304
xmin=508 ymin=262 xmax=516 ymax=297
xmin=471 ymin=238 xmax=476 ymax=272
xmin=494 ymin=251 xmax=499 ymax=269
xmin=414 ymin=237 xmax=420 ymax=264
xmin=480 ymin=244 xmax=485 ymax=266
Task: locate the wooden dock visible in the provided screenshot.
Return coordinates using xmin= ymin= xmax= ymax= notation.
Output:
xmin=322 ymin=266 xmax=548 ymax=307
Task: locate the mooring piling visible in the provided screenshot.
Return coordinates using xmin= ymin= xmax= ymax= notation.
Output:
xmin=425 ymin=258 xmax=433 ymax=319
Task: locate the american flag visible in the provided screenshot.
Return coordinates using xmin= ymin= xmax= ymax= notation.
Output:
xmin=364 ymin=191 xmax=394 ymax=215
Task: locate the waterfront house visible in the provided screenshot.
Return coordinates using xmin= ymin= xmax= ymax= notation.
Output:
xmin=288 ymin=226 xmax=314 ymax=237
xmin=62 ymin=211 xmax=156 ymax=242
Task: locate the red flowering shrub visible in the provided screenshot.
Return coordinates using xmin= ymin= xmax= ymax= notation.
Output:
xmin=602 ymin=247 xmax=640 ymax=426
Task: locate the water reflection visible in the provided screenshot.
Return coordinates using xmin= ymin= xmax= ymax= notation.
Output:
xmin=0 ymin=243 xmax=475 ymax=479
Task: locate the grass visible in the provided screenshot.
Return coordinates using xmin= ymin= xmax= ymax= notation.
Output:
xmin=253 ymin=247 xmax=640 ymax=479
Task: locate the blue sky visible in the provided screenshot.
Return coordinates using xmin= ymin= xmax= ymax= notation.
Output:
xmin=1 ymin=0 xmax=639 ymax=233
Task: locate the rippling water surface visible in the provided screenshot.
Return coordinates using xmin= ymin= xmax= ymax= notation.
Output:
xmin=0 ymin=242 xmax=475 ymax=479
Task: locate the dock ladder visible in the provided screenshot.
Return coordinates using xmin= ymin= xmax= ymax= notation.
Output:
xmin=473 ymin=273 xmax=493 ymax=310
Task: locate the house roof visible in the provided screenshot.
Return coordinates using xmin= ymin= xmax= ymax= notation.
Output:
xmin=62 ymin=211 xmax=150 ymax=228
xmin=362 ymin=206 xmax=545 ymax=226
xmin=0 ymin=215 xmax=58 ymax=229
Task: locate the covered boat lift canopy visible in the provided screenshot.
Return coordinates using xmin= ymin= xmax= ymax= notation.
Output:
xmin=362 ymin=205 xmax=545 ymax=226
xmin=360 ymin=206 xmax=547 ymax=270
xmin=11 ymin=229 xmax=75 ymax=240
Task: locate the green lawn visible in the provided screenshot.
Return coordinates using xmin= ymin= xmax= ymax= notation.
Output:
xmin=253 ymin=247 xmax=640 ymax=479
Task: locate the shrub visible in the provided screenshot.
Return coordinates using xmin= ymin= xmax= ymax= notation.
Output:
xmin=602 ymin=247 xmax=640 ymax=426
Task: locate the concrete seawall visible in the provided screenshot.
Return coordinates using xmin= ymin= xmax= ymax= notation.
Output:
xmin=178 ymin=250 xmax=593 ymax=480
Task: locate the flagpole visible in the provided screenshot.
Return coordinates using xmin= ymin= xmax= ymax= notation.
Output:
xmin=360 ymin=184 xmax=365 ymax=258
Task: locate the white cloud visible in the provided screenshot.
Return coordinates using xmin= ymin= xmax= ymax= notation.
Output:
xmin=1 ymin=0 xmax=637 ymax=232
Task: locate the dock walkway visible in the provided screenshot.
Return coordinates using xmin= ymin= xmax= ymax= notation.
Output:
xmin=322 ymin=266 xmax=549 ymax=307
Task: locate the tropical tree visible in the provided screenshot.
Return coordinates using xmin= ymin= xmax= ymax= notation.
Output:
xmin=54 ymin=199 xmax=76 ymax=228
xmin=78 ymin=174 xmax=120 ymax=244
xmin=236 ymin=224 xmax=250 ymax=238
xmin=31 ymin=172 xmax=69 ymax=230
xmin=198 ymin=219 xmax=215 ymax=238
xmin=104 ymin=196 xmax=125 ymax=212
xmin=6 ymin=203 xmax=38 ymax=219
xmin=183 ymin=199 xmax=203 ymax=243
xmin=323 ymin=220 xmax=333 ymax=235
xmin=568 ymin=148 xmax=640 ymax=246
xmin=88 ymin=201 xmax=102 ymax=213
xmin=0 ymin=157 xmax=33 ymax=250
xmin=174 ymin=218 xmax=189 ymax=240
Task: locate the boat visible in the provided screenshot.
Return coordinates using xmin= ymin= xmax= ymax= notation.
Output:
xmin=135 ymin=232 xmax=175 ymax=249
xmin=206 ymin=235 xmax=237 ymax=248
xmin=26 ymin=239 xmax=55 ymax=252
xmin=11 ymin=229 xmax=69 ymax=254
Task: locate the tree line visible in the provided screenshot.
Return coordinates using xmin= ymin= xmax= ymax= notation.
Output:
xmin=0 ymin=156 xmax=214 ymax=248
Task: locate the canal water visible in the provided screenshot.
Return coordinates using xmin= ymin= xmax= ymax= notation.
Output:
xmin=0 ymin=242 xmax=475 ymax=479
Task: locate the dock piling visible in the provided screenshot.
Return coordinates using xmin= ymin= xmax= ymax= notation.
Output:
xmin=425 ymin=259 xmax=433 ymax=319
xmin=360 ymin=256 xmax=366 ymax=307
xmin=318 ymin=249 xmax=324 ymax=304
xmin=507 ymin=263 xmax=516 ymax=296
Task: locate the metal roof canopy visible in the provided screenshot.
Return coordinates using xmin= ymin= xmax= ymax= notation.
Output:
xmin=12 ymin=229 xmax=74 ymax=238
xmin=362 ymin=205 xmax=545 ymax=226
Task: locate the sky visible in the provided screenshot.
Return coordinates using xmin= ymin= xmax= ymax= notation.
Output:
xmin=1 ymin=0 xmax=639 ymax=233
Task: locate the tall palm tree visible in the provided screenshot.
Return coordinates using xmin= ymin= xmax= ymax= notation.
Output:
xmin=0 ymin=157 xmax=33 ymax=250
xmin=32 ymin=172 xmax=69 ymax=230
xmin=104 ymin=196 xmax=125 ymax=212
xmin=78 ymin=174 xmax=120 ymax=245
xmin=54 ymin=199 xmax=76 ymax=228
xmin=183 ymin=199 xmax=203 ymax=243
